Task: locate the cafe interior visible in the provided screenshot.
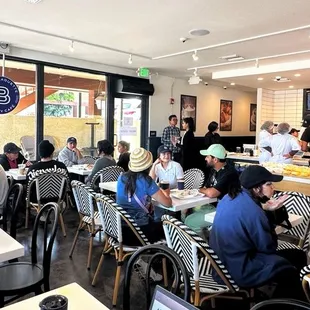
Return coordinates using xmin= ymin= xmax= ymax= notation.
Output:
xmin=1 ymin=0 xmax=310 ymax=309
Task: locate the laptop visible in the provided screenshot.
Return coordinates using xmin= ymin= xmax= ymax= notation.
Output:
xmin=149 ymin=285 xmax=199 ymax=310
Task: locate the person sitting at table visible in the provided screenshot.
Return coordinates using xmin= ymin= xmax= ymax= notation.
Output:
xmin=0 ymin=164 xmax=8 ymax=217
xmin=0 ymin=142 xmax=32 ymax=171
xmin=58 ymin=137 xmax=85 ymax=167
xmin=117 ymin=147 xmax=172 ymax=245
xmin=184 ymin=144 xmax=240 ymax=235
xmin=209 ymin=165 xmax=307 ymax=300
xmin=117 ymin=140 xmax=130 ymax=172
xmin=86 ymin=139 xmax=116 ymax=185
xmin=149 ymin=145 xmax=184 ymax=189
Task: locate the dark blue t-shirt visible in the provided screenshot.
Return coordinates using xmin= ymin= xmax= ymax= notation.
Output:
xmin=116 ymin=174 xmax=159 ymax=226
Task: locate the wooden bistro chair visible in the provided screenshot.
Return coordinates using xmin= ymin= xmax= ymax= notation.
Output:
xmin=162 ymin=215 xmax=255 ymax=308
xmin=274 ymin=191 xmax=310 ymax=252
xmin=25 ymin=170 xmax=69 ymax=237
xmin=69 ymin=181 xmax=102 ymax=269
xmin=184 ymin=168 xmax=205 ymax=190
xmin=0 ymin=203 xmax=60 ymax=307
xmin=92 ymin=195 xmax=167 ymax=307
xmin=90 ymin=165 xmax=124 ymax=193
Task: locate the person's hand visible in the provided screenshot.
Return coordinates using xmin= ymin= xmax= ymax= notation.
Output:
xmin=262 ymin=194 xmax=288 ymax=211
xmin=72 ymin=147 xmax=80 ymax=154
xmin=153 ymin=158 xmax=161 ymax=166
xmin=283 ymin=153 xmax=291 ymax=158
xmin=25 ymin=161 xmax=32 ymax=167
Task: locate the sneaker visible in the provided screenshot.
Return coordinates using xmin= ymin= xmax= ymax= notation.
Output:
xmin=133 ymin=258 xmax=163 ymax=282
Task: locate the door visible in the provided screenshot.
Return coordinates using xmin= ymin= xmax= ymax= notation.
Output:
xmin=114 ymin=96 xmax=142 ymax=158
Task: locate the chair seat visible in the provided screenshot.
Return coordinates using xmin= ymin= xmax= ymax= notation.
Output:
xmin=277 ymin=241 xmax=300 ymax=251
xmin=0 ymin=262 xmax=43 ymax=293
xmin=190 ymin=273 xmax=230 ymax=294
xmin=82 ymin=211 xmax=100 ymax=225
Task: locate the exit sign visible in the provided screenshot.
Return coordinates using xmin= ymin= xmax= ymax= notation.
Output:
xmin=138 ymin=67 xmax=149 ymax=78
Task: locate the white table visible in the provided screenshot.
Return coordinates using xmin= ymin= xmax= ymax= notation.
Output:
xmin=205 ymin=212 xmax=303 ymax=235
xmin=3 ymin=282 xmax=109 ymax=309
xmin=67 ymin=166 xmax=92 ymax=176
xmin=0 ymin=229 xmax=24 ymax=263
xmin=5 ymin=169 xmax=26 ymax=181
xmin=227 ymin=153 xmax=259 ymax=163
xmin=99 ymin=181 xmax=217 ymax=212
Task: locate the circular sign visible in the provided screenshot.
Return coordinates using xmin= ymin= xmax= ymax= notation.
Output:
xmin=0 ymin=76 xmax=20 ymax=114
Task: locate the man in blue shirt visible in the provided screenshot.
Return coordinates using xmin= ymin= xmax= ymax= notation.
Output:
xmin=209 ymin=165 xmax=306 ymax=300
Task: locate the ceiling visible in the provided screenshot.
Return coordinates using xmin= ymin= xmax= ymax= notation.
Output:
xmin=1 ymin=0 xmax=310 ymax=90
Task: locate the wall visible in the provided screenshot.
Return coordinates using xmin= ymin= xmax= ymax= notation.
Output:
xmin=149 ymin=75 xmax=257 ymax=137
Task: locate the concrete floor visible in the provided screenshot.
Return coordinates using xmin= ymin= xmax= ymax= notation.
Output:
xmin=9 ymin=207 xmax=250 ymax=310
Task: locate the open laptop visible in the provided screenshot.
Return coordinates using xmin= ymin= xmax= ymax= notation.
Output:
xmin=149 ymin=285 xmax=199 ymax=310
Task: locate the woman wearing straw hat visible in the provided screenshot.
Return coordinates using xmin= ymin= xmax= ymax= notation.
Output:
xmin=117 ymin=147 xmax=172 ymax=244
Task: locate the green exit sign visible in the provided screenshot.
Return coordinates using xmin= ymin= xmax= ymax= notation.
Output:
xmin=138 ymin=67 xmax=149 ymax=78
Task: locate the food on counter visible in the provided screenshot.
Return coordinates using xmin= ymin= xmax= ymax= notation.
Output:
xmin=262 ymin=162 xmax=310 ymax=177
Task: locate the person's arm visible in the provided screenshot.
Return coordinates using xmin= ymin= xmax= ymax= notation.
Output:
xmin=151 ymin=188 xmax=172 ymax=207
xmin=301 ymin=140 xmax=308 ymax=152
xmin=199 ymin=187 xmax=221 ymax=198
xmin=300 ymin=129 xmax=310 ymax=151
xmin=284 ymin=137 xmax=301 ymax=158
xmin=58 ymin=149 xmax=75 ymax=167
xmin=175 ymin=163 xmax=184 ymax=179
xmin=86 ymin=158 xmax=101 ymax=183
xmin=149 ymin=158 xmax=161 ymax=181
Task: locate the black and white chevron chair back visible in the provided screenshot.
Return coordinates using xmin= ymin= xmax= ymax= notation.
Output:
xmin=96 ymin=194 xmax=150 ymax=245
xmin=71 ymin=180 xmax=96 ymax=218
xmin=184 ymin=168 xmax=205 ymax=190
xmin=162 ymin=215 xmax=239 ymax=292
xmin=273 ymin=191 xmax=310 ymax=251
xmin=27 ymin=172 xmax=67 ymax=203
xmin=90 ymin=166 xmax=124 ymax=189
xmin=83 ymin=156 xmax=97 ymax=165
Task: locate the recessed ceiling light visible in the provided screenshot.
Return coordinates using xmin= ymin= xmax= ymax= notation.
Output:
xmin=294 ymin=73 xmax=301 ymax=77
xmin=189 ymin=29 xmax=210 ymax=36
xmin=289 ymin=85 xmax=294 ymax=88
xmin=25 ymin=0 xmax=43 ymax=3
xmin=230 ymin=82 xmax=235 ymax=86
xmin=257 ymin=77 xmax=264 ymax=81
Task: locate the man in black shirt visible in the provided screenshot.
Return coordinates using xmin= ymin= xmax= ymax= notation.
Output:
xmin=184 ymin=144 xmax=240 ymax=234
xmin=301 ymin=114 xmax=310 ymax=151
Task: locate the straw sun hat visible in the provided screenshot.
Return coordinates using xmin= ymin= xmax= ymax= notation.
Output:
xmin=128 ymin=147 xmax=153 ymax=172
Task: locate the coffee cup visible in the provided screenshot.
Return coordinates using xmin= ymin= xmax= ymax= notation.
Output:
xmin=177 ymin=179 xmax=185 ymax=190
xmin=39 ymin=295 xmax=68 ymax=310
xmin=160 ymin=181 xmax=170 ymax=190
xmin=18 ymin=164 xmax=26 ymax=175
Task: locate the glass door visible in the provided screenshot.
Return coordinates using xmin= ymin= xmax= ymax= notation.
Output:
xmin=114 ymin=96 xmax=142 ymax=158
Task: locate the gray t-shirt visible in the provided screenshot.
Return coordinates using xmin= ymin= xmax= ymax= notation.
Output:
xmin=58 ymin=147 xmax=85 ymax=167
xmin=86 ymin=156 xmax=116 ymax=183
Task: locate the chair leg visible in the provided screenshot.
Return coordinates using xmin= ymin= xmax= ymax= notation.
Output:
xmin=35 ymin=285 xmax=43 ymax=295
xmin=194 ymin=281 xmax=200 ymax=307
xmin=112 ymin=263 xmax=122 ymax=307
xmin=162 ymin=258 xmax=168 ymax=288
xmin=0 ymin=295 xmax=4 ymax=308
xmin=211 ymin=298 xmax=216 ymax=308
xmin=25 ymin=206 xmax=29 ymax=229
xmin=59 ymin=214 xmax=66 ymax=237
xmin=87 ymin=234 xmax=94 ymax=270
xmin=92 ymin=253 xmax=106 ymax=286
xmin=69 ymin=220 xmax=83 ymax=258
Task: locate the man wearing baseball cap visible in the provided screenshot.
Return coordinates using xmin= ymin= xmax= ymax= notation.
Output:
xmin=58 ymin=137 xmax=85 ymax=167
xmin=184 ymin=144 xmax=240 ymax=234
xmin=209 ymin=165 xmax=306 ymax=300
xmin=301 ymin=114 xmax=310 ymax=151
xmin=0 ymin=142 xmax=31 ymax=171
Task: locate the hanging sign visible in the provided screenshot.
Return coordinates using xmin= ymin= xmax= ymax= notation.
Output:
xmin=0 ymin=76 xmax=20 ymax=114
xmin=119 ymin=127 xmax=137 ymax=136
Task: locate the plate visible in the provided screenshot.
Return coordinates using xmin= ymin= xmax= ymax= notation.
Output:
xmin=170 ymin=189 xmax=204 ymax=200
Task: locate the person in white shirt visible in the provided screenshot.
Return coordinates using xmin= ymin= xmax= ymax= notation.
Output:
xmin=0 ymin=164 xmax=9 ymax=215
xmin=149 ymin=145 xmax=184 ymax=189
xmin=262 ymin=122 xmax=301 ymax=164
xmin=258 ymin=121 xmax=274 ymax=164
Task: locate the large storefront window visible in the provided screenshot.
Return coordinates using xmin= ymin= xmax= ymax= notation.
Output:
xmin=0 ymin=60 xmax=36 ymax=159
xmin=43 ymin=67 xmax=106 ymax=157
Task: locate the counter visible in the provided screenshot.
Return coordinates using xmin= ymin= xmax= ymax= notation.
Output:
xmin=274 ymin=175 xmax=310 ymax=196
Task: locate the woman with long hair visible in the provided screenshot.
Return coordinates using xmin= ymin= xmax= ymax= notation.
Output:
xmin=117 ymin=147 xmax=172 ymax=244
xmin=204 ymin=121 xmax=221 ymax=149
xmin=117 ymin=140 xmax=130 ymax=171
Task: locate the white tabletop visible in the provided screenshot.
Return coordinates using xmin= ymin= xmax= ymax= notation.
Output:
xmin=99 ymin=181 xmax=217 ymax=212
xmin=67 ymin=166 xmax=92 ymax=176
xmin=226 ymin=154 xmax=259 ymax=162
xmin=205 ymin=212 xmax=303 ymax=235
xmin=5 ymin=169 xmax=26 ymax=181
xmin=3 ymin=282 xmax=109 ymax=309
xmin=0 ymin=229 xmax=24 ymax=263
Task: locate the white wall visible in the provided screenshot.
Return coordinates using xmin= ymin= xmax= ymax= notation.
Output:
xmin=150 ymin=75 xmax=257 ymax=137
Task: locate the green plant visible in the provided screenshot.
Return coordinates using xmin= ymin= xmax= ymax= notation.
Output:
xmin=44 ymin=104 xmax=72 ymax=117
xmin=46 ymin=91 xmax=75 ymax=102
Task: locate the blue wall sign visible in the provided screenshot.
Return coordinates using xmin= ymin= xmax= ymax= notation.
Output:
xmin=0 ymin=76 xmax=20 ymax=114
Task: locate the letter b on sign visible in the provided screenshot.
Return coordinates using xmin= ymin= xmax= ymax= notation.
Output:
xmin=0 ymin=86 xmax=10 ymax=105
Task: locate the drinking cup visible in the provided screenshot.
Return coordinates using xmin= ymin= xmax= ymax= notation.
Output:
xmin=39 ymin=295 xmax=68 ymax=310
xmin=18 ymin=164 xmax=26 ymax=175
xmin=177 ymin=179 xmax=185 ymax=190
xmin=160 ymin=181 xmax=170 ymax=190
xmin=236 ymin=147 xmax=241 ymax=153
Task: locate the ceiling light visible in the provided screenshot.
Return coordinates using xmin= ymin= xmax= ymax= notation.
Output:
xmin=189 ymin=29 xmax=210 ymax=36
xmin=69 ymin=41 xmax=74 ymax=53
xmin=219 ymin=54 xmax=237 ymax=60
xmin=289 ymin=85 xmax=294 ymax=88
xmin=230 ymin=82 xmax=235 ymax=86
xmin=227 ymin=56 xmax=245 ymax=62
xmin=192 ymin=50 xmax=199 ymax=61
xmin=25 ymin=0 xmax=43 ymax=3
xmin=294 ymin=73 xmax=301 ymax=77
xmin=257 ymin=77 xmax=264 ymax=81
xmin=128 ymin=54 xmax=133 ymax=64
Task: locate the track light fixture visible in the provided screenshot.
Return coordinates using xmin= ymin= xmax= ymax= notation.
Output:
xmin=192 ymin=50 xmax=199 ymax=61
xmin=69 ymin=40 xmax=74 ymax=53
xmin=128 ymin=54 xmax=133 ymax=64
